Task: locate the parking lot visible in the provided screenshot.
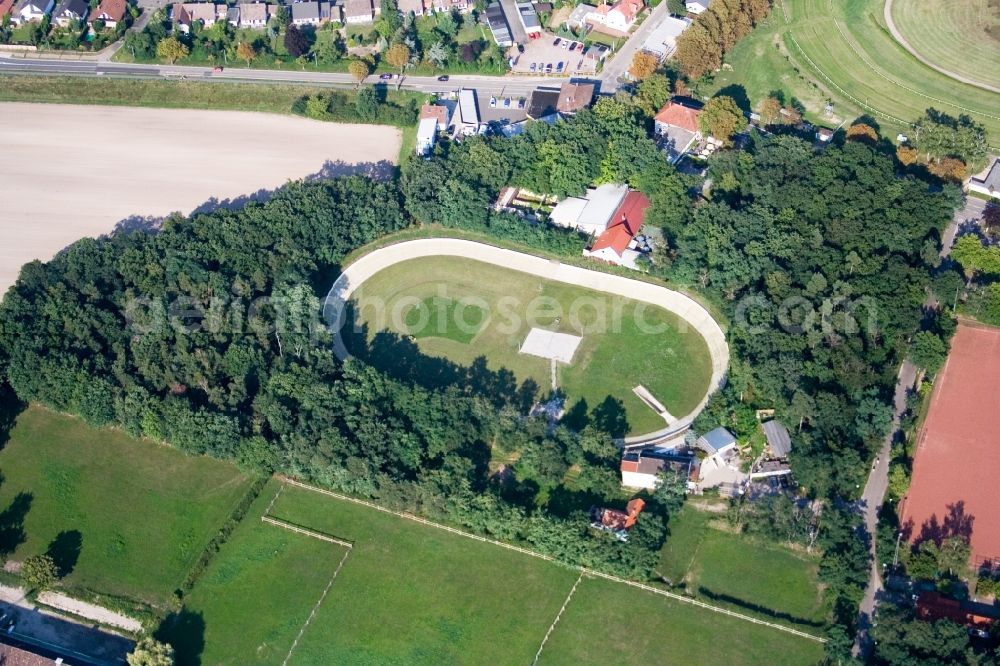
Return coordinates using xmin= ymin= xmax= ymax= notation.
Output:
xmin=510 ymin=34 xmax=599 ymax=76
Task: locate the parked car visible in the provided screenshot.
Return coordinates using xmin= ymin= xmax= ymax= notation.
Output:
xmin=490 ymin=96 xmax=497 ymax=107
xmin=561 ymin=40 xmax=570 ymax=49
xmin=437 ymin=75 xmax=449 ymax=82
xmin=529 ymin=62 xmax=536 ymax=72
xmin=552 ymin=37 xmax=561 ymax=46
xmin=556 ymin=61 xmax=564 ymax=73
xmin=545 ymin=63 xmax=553 ymax=73
xmin=379 ymin=73 xmax=394 ymax=80
xmin=576 ymin=42 xmax=584 ymax=51
xmin=503 ymin=97 xmax=511 ymax=108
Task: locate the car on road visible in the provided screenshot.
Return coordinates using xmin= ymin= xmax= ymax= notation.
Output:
xmin=379 ymin=73 xmax=394 ymax=80
xmin=212 ymin=66 xmax=224 ymax=73
xmin=552 ymin=37 xmax=561 ymax=46
xmin=437 ymin=75 xmax=449 ymax=82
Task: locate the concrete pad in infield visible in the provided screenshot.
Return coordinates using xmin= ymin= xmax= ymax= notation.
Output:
xmin=519 ymin=328 xmax=583 ymax=363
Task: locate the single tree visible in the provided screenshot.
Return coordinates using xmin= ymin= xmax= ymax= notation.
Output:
xmin=628 ymin=51 xmax=658 ymax=81
xmin=236 ymin=41 xmax=256 ymax=68
xmin=284 ymin=24 xmax=312 ymax=58
xmin=155 ymin=36 xmax=189 ymax=64
xmin=127 ymin=637 xmax=175 ymax=666
xmin=699 ymin=95 xmax=744 ymax=143
xmin=348 ymin=58 xmax=370 ymax=87
xmin=22 ymin=554 xmax=58 ymax=590
xmin=845 ymin=122 xmax=878 ymax=143
xmin=384 ymin=42 xmax=410 ymax=87
xmin=427 ymin=41 xmax=448 ymax=69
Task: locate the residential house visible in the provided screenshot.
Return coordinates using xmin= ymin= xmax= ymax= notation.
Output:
xmin=654 ymin=99 xmax=702 ymax=163
xmin=0 ymin=0 xmax=16 ymax=20
xmin=89 ymin=0 xmax=128 ymax=28
xmin=582 ymin=190 xmax=650 ymax=266
xmin=0 ymin=640 xmax=59 ymax=666
xmin=431 ymin=0 xmax=468 ymax=12
xmin=290 ymin=1 xmax=324 ymax=25
xmin=916 ymin=592 xmax=996 ymax=634
xmin=697 ymin=427 xmax=737 ymax=458
xmin=11 ymin=0 xmax=54 ymax=24
xmin=586 ymin=0 xmax=643 ymax=34
xmin=565 ymin=2 xmax=594 ymax=29
xmin=238 ymin=2 xmax=268 ymax=27
xmin=621 ymin=450 xmax=697 ymax=490
xmin=685 ymin=0 xmax=709 ymax=13
xmin=397 ymin=0 xmax=424 ymax=16
xmin=172 ymin=2 xmax=218 ymax=30
xmin=52 ymin=0 xmax=87 ymax=26
xmin=761 ymin=419 xmax=791 ymax=460
xmin=526 ymin=87 xmax=559 ymax=120
xmin=421 ymin=103 xmax=452 ymax=129
xmin=969 ymin=157 xmax=1000 ymax=200
xmin=549 ymin=182 xmax=628 ymax=235
xmin=640 ymin=14 xmax=689 ymax=59
xmin=343 ymin=0 xmax=372 ymax=23
xmin=555 ymin=81 xmax=594 ymax=114
xmin=533 ymin=1 xmax=551 ymax=11
xmin=590 ymin=499 xmax=645 ymax=541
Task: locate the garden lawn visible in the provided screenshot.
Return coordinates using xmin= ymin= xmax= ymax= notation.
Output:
xmin=890 ymin=0 xmax=1000 ymax=90
xmin=699 ymin=0 xmax=1000 ymax=148
xmin=536 ymin=577 xmax=825 ymax=665
xmin=0 ymin=406 xmax=255 ymax=606
xmin=156 ymin=481 xmax=345 ymax=665
xmin=347 ymin=256 xmax=713 ymax=435
xmin=658 ymin=506 xmax=827 ymax=627
xmin=268 ymin=483 xmax=580 ymax=665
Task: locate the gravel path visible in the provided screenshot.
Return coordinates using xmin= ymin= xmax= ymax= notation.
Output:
xmin=37 ymin=591 xmax=142 ymax=633
xmin=323 ymin=238 xmax=730 ymax=444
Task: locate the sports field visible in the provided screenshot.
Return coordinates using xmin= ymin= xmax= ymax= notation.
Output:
xmin=902 ymin=323 xmax=1000 ymax=566
xmin=890 ymin=0 xmax=1000 ymax=90
xmin=156 ymin=485 xmax=345 ymax=665
xmin=346 ymin=256 xmax=714 ymax=435
xmin=658 ymin=505 xmax=826 ymax=627
xmin=701 ymin=0 xmax=1000 ymax=145
xmin=0 ymin=406 xmax=254 ymax=606
xmin=256 ymin=482 xmax=824 ymax=665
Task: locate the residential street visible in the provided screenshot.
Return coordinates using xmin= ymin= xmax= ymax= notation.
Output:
xmin=598 ymin=0 xmax=671 ymax=90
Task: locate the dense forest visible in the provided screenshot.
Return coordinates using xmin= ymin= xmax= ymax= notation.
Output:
xmin=0 ymin=97 xmax=970 ymax=659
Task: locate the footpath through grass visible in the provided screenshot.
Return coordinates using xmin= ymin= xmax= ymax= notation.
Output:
xmin=156 ymin=482 xmax=345 ymax=665
xmin=0 ymin=406 xmax=254 ymax=606
xmin=658 ymin=504 xmax=827 ymax=627
xmin=700 ymin=0 xmax=1000 ymax=145
xmin=348 ymin=256 xmax=714 ymax=435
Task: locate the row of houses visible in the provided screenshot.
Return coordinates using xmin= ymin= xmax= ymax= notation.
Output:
xmin=1 ymin=0 xmax=126 ymax=27
xmin=170 ymin=0 xmax=373 ymax=28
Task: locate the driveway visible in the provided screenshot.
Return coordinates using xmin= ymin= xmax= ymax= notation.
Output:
xmin=598 ymin=0 xmax=671 ymax=90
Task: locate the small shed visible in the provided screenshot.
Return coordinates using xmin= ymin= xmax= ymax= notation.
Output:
xmin=696 ymin=427 xmax=737 ymax=456
xmin=761 ymin=419 xmax=791 ymax=459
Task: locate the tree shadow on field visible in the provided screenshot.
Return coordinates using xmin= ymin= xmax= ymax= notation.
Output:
xmin=342 ymin=312 xmax=538 ymax=411
xmin=0 ymin=384 xmax=25 ymax=452
xmin=910 ymin=501 xmax=975 ymax=549
xmin=561 ymin=398 xmax=589 ymax=431
xmin=715 ymin=84 xmax=751 ymax=116
xmin=590 ymin=396 xmax=629 ymax=439
xmin=46 ymin=530 xmax=83 ymax=578
xmin=0 ymin=492 xmax=32 ymax=559
xmin=155 ymin=608 xmax=206 ymax=666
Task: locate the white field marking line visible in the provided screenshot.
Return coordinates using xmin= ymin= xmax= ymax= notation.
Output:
xmin=532 ymin=572 xmax=584 ymax=665
xmin=280 ymin=546 xmax=352 ymax=666
xmin=278 ymin=477 xmax=827 ymax=644
xmin=830 ymin=18 xmax=1000 ymax=124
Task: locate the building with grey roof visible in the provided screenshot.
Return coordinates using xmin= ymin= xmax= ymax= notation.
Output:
xmin=761 ymin=419 xmax=791 ymax=459
xmin=969 ymin=157 xmax=1000 ymax=200
xmin=696 ymin=427 xmax=737 ymax=456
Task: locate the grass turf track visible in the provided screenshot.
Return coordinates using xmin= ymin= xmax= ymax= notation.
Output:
xmin=267 ymin=483 xmax=580 ymax=665
xmin=890 ymin=0 xmax=1000 ymax=91
xmin=347 ymin=256 xmax=714 ymax=436
xmin=658 ymin=505 xmax=827 ymax=627
xmin=156 ymin=482 xmax=347 ymax=665
xmin=534 ymin=577 xmax=824 ymax=666
xmin=0 ymin=406 xmax=254 ymax=606
xmin=700 ymin=0 xmax=1000 ymax=149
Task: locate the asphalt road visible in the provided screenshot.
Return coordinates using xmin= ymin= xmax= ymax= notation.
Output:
xmin=0 ymin=55 xmax=569 ymax=96
xmin=598 ymin=0 xmax=671 ymax=90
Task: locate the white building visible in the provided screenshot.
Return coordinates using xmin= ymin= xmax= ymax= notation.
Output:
xmin=685 ymin=0 xmax=709 ymax=14
xmin=640 ymin=15 xmax=690 ymax=60
xmin=416 ymin=117 xmax=438 ymax=156
xmin=549 ymin=183 xmax=627 ymax=236
xmin=969 ymin=158 xmax=1000 ymax=200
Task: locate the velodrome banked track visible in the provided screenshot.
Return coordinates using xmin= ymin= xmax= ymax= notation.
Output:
xmin=323 ymin=238 xmax=730 ymax=445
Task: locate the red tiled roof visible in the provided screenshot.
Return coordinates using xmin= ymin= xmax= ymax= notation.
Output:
xmin=620 ymin=459 xmax=639 ymax=473
xmin=0 ymin=642 xmax=56 ymax=666
xmin=654 ymin=101 xmax=702 ymax=133
xmin=90 ymin=0 xmax=126 ymax=22
xmin=916 ymin=592 xmax=995 ymax=630
xmin=0 ymin=0 xmax=17 ymax=16
xmin=420 ymin=103 xmax=449 ymax=128
xmin=589 ymin=190 xmax=650 ymax=256
xmin=614 ymin=0 xmax=642 ymax=23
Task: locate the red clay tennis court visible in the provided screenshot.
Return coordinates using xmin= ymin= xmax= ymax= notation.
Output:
xmin=901 ymin=323 xmax=1000 ymax=567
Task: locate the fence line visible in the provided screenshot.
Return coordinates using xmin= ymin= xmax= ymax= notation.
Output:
xmin=277 ymin=477 xmax=827 ymax=644
xmin=261 ymin=515 xmax=354 ymax=550
xmin=532 ymin=572 xmax=584 ymax=665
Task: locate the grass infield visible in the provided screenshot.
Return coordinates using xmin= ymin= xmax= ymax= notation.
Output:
xmin=404 ymin=295 xmax=488 ymax=344
xmin=0 ymin=406 xmax=254 ymax=606
xmin=347 ymin=256 xmax=714 ymax=435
